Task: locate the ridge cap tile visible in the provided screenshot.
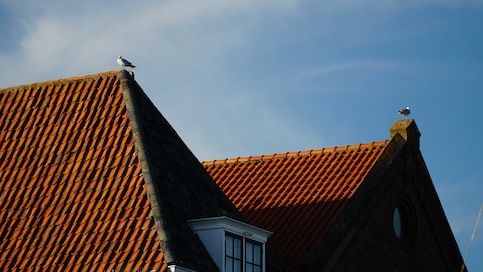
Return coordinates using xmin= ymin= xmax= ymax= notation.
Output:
xmin=202 ymin=140 xmax=389 ymax=166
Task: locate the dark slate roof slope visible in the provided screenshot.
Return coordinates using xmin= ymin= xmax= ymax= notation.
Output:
xmin=118 ymin=71 xmax=245 ymax=271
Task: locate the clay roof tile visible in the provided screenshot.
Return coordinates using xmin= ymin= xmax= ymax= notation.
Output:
xmin=203 ymin=140 xmax=390 ymax=270
xmin=0 ymin=71 xmax=168 ymax=271
xmin=1 ymin=70 xmax=242 ymax=271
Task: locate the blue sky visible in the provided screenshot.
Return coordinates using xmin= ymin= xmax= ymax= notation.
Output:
xmin=1 ymin=0 xmax=482 ymax=269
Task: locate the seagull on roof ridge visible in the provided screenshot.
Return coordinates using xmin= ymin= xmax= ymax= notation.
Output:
xmin=398 ymin=107 xmax=410 ymax=118
xmin=117 ymin=56 xmax=136 ymax=69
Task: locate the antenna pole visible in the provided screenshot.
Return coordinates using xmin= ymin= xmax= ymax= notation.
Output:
xmin=460 ymin=202 xmax=483 ymax=272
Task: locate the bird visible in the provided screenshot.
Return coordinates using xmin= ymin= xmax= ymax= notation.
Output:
xmin=117 ymin=56 xmax=136 ymax=69
xmin=398 ymin=107 xmax=410 ymax=117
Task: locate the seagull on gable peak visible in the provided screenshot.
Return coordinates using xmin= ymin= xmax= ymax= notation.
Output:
xmin=398 ymin=107 xmax=410 ymax=118
xmin=117 ymin=56 xmax=136 ymax=69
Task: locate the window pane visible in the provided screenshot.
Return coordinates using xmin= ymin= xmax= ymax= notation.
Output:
xmin=226 ymin=257 xmax=233 ymax=272
xmin=254 ymin=266 xmax=261 ymax=272
xmin=226 ymin=235 xmax=233 ymax=257
xmin=246 ymin=264 xmax=253 ymax=272
xmin=234 ymin=237 xmax=241 ymax=258
xmin=254 ymin=244 xmax=261 ymax=264
xmin=234 ymin=260 xmax=241 ymax=272
xmin=393 ymin=206 xmax=409 ymax=240
xmin=246 ymin=242 xmax=253 ymax=262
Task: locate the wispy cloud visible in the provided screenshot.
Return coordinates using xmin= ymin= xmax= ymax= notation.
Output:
xmin=2 ymin=0 xmax=480 ymax=86
xmin=0 ymin=1 xmax=300 ymax=84
xmin=1 ymin=0 xmax=477 ymax=156
xmin=297 ymin=61 xmax=397 ymax=80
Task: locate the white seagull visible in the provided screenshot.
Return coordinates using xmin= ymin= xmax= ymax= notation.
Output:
xmin=398 ymin=107 xmax=410 ymax=117
xmin=117 ymin=56 xmax=136 ymax=69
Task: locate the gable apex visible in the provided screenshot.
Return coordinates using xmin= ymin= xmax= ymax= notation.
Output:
xmin=390 ymin=119 xmax=421 ymax=149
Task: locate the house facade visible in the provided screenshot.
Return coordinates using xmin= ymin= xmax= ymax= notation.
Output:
xmin=204 ymin=120 xmax=465 ymax=271
xmin=0 ymin=71 xmax=465 ymax=271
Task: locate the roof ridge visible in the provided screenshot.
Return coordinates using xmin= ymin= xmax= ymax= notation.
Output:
xmin=118 ymin=70 xmax=176 ymax=263
xmin=202 ymin=140 xmax=390 ymax=166
xmin=0 ymin=70 xmax=123 ymax=92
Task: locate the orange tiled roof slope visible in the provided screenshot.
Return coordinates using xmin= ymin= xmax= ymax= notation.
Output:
xmin=203 ymin=141 xmax=390 ymax=270
xmin=0 ymin=71 xmax=239 ymax=271
xmin=0 ymin=72 xmax=163 ymax=271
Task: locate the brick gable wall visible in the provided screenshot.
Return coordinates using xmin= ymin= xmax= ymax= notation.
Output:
xmin=331 ymin=148 xmax=456 ymax=271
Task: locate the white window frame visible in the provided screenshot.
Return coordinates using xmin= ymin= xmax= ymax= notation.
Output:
xmin=189 ymin=216 xmax=272 ymax=272
xmin=225 ymin=232 xmax=263 ymax=272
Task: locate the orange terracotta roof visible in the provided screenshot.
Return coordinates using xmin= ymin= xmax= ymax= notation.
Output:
xmin=203 ymin=141 xmax=390 ymax=270
xmin=1 ymin=70 xmax=246 ymax=271
xmin=0 ymin=71 xmax=166 ymax=271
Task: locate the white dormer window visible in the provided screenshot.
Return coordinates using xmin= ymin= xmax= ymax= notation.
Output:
xmin=189 ymin=217 xmax=272 ymax=272
xmin=225 ymin=232 xmax=263 ymax=272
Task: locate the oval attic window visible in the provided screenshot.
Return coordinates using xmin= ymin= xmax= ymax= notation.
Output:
xmin=393 ymin=206 xmax=408 ymax=240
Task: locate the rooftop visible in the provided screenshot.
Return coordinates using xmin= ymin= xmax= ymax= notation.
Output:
xmin=203 ymin=140 xmax=390 ymax=270
xmin=0 ymin=70 xmax=242 ymax=271
xmin=0 ymin=72 xmax=165 ymax=271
